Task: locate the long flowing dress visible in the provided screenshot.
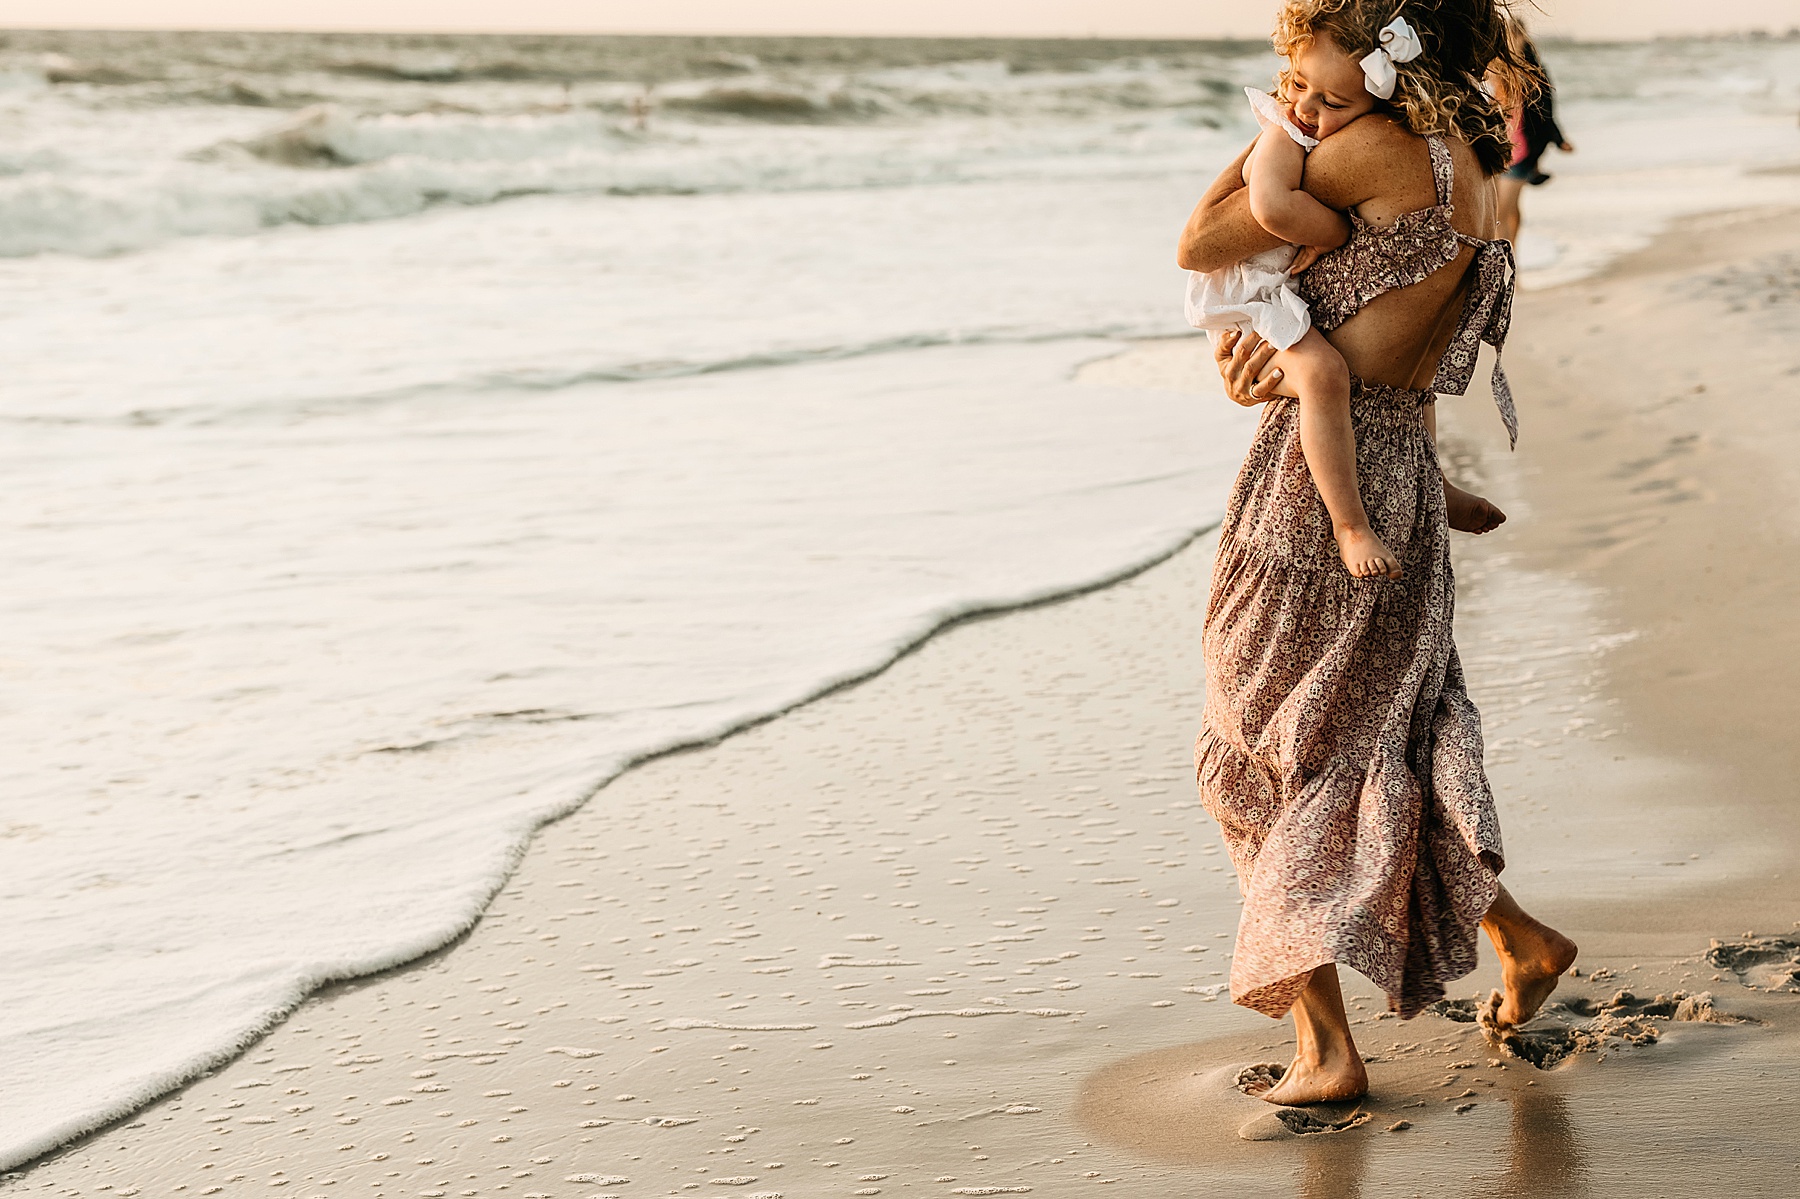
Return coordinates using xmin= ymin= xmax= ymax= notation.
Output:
xmin=1195 ymin=135 xmax=1519 ymax=1020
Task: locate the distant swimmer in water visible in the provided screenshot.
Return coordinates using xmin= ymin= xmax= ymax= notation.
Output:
xmin=1489 ymin=18 xmax=1574 ymax=244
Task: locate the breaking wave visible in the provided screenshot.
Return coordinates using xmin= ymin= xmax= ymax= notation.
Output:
xmin=0 ymin=29 xmax=1281 ymax=256
xmin=0 ymin=100 xmax=1239 ymax=257
xmin=1 ymin=29 xmax=1793 ymax=259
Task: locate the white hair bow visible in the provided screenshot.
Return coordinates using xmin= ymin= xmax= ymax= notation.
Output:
xmin=1360 ymin=15 xmax=1423 ymax=99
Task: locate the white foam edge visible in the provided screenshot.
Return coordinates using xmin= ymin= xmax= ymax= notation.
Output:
xmin=0 ymin=481 xmax=1222 ymax=1173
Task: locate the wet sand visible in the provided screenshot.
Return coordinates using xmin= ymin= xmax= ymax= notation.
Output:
xmin=9 ymin=208 xmax=1800 ymax=1197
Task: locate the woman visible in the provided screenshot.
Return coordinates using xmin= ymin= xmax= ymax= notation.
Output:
xmin=1176 ymin=0 xmax=1577 ymax=1107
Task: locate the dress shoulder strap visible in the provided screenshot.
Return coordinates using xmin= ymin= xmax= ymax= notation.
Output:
xmin=1425 ymin=135 xmax=1454 ymax=207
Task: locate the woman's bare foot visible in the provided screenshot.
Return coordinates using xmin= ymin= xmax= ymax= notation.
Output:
xmin=1253 ymin=1052 xmax=1369 ymax=1106
xmin=1335 ymin=525 xmax=1403 ymax=579
xmin=1246 ymin=964 xmax=1370 ymax=1106
xmin=1481 ymin=885 xmax=1579 ymax=1030
xmin=1487 ymin=924 xmax=1580 ymax=1029
xmin=1444 ymin=481 xmax=1507 ymax=534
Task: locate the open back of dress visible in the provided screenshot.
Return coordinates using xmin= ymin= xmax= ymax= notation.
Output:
xmin=1194 ymin=134 xmax=1517 ymax=1019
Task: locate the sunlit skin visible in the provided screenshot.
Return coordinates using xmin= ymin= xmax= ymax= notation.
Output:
xmin=1178 ymin=32 xmax=1579 ymax=1108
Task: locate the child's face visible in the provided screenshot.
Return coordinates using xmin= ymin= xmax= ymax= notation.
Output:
xmin=1283 ymin=35 xmax=1378 ymax=140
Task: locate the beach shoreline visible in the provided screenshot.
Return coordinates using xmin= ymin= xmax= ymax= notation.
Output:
xmin=10 ymin=204 xmax=1800 ymax=1196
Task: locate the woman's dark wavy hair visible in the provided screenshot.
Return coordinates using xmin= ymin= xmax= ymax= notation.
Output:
xmin=1273 ymin=0 xmax=1543 ymax=175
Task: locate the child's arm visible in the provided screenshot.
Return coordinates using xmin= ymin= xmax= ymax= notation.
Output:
xmin=1177 ymin=138 xmax=1289 ymax=273
xmin=1246 ymin=126 xmax=1351 ymax=250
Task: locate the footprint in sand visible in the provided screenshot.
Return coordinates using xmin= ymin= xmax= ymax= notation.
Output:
xmin=1232 ymin=1065 xmax=1371 ymax=1141
xmin=1705 ymin=935 xmax=1800 ymax=992
xmin=1236 ymin=1104 xmax=1372 ymax=1142
xmin=1429 ymin=985 xmax=1756 ymax=1069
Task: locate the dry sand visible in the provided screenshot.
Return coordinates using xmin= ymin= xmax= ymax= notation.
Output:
xmin=9 ymin=208 xmax=1800 ymax=1197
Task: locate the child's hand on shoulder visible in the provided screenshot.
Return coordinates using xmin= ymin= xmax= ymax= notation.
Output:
xmin=1290 ymin=245 xmax=1328 ymax=273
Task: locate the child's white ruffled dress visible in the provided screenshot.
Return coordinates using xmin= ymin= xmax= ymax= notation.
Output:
xmin=1184 ymin=89 xmax=1322 ymax=352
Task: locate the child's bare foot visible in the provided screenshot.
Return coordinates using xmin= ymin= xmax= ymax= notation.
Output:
xmin=1444 ymin=482 xmax=1507 ymax=534
xmin=1335 ymin=525 xmax=1402 ymax=579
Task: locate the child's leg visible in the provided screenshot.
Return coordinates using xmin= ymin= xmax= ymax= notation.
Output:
xmin=1273 ymin=329 xmax=1402 ymax=579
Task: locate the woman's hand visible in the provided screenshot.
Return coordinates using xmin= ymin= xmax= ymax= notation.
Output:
xmin=1214 ymin=328 xmax=1285 ymax=406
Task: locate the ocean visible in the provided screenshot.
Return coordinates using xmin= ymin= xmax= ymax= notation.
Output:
xmin=0 ymin=27 xmax=1796 ymax=1172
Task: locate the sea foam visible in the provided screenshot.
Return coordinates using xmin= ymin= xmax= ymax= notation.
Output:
xmin=0 ymin=339 xmax=1255 ymax=1170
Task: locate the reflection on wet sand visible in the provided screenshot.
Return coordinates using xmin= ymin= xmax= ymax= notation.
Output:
xmin=1074 ymin=1025 xmax=1598 ymax=1196
xmin=1297 ymin=1080 xmax=1586 ymax=1199
xmin=1299 ymin=1127 xmax=1367 ymax=1199
xmin=1494 ymin=1088 xmax=1587 ymax=1198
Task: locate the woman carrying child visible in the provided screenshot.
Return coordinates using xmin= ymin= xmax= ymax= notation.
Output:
xmin=1176 ymin=0 xmax=1578 ymax=1106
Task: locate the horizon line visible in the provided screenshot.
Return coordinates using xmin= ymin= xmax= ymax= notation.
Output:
xmin=4 ymin=22 xmax=1792 ymax=42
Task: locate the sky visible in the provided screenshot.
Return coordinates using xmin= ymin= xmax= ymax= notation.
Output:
xmin=1 ymin=0 xmax=1796 ymax=40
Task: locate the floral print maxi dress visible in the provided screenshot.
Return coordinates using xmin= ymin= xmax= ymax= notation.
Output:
xmin=1195 ymin=135 xmax=1519 ymax=1019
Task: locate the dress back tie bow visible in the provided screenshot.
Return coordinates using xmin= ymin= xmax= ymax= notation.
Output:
xmin=1360 ymin=16 xmax=1423 ymax=99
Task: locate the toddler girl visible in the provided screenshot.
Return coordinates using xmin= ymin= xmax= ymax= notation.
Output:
xmin=1186 ymin=84 xmax=1401 ymax=580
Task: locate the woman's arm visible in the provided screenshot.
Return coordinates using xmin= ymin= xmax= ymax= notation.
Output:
xmin=1177 ymin=140 xmax=1288 ymax=272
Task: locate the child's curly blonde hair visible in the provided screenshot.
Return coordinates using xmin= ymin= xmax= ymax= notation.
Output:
xmin=1273 ymin=0 xmax=1541 ymax=175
